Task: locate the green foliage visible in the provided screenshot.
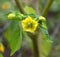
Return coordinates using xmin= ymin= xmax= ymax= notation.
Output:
xmin=0 ymin=0 xmax=60 ymax=57
xmin=4 ymin=20 xmax=22 ymax=56
xmin=4 ymin=12 xmax=52 ymax=57
xmin=0 ymin=53 xmax=3 ymax=57
xmin=39 ymin=24 xmax=52 ymax=57
xmin=24 ymin=6 xmax=36 ymax=15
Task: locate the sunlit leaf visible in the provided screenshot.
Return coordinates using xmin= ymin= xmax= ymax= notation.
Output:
xmin=24 ymin=6 xmax=36 ymax=15
xmin=4 ymin=20 xmax=22 ymax=56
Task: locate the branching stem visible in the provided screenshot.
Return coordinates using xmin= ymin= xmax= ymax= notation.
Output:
xmin=15 ymin=0 xmax=25 ymax=14
xmin=42 ymin=0 xmax=54 ymax=17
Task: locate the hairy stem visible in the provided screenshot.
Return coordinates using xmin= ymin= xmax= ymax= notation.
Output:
xmin=15 ymin=0 xmax=25 ymax=14
xmin=42 ymin=0 xmax=54 ymax=17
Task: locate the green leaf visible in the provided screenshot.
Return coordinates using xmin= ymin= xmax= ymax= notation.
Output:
xmin=4 ymin=20 xmax=22 ymax=56
xmin=0 ymin=53 xmax=3 ymax=57
xmin=39 ymin=26 xmax=52 ymax=57
xmin=24 ymin=6 xmax=36 ymax=15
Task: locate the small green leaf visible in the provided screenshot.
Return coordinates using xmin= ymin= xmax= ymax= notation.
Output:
xmin=24 ymin=6 xmax=36 ymax=15
xmin=4 ymin=20 xmax=22 ymax=56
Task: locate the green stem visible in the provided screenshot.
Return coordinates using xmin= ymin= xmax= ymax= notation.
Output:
xmin=31 ymin=0 xmax=54 ymax=57
xmin=15 ymin=0 xmax=54 ymax=57
xmin=32 ymin=36 xmax=39 ymax=57
xmin=42 ymin=0 xmax=54 ymax=17
xmin=29 ymin=32 xmax=39 ymax=57
xmin=15 ymin=0 xmax=25 ymax=14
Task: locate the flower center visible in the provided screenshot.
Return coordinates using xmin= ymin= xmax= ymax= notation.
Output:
xmin=27 ymin=22 xmax=33 ymax=28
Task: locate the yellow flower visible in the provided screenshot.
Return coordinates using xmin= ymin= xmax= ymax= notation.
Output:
xmin=0 ymin=43 xmax=4 ymax=53
xmin=39 ymin=16 xmax=46 ymax=21
xmin=2 ymin=3 xmax=8 ymax=10
xmin=22 ymin=16 xmax=38 ymax=33
xmin=8 ymin=13 xmax=15 ymax=19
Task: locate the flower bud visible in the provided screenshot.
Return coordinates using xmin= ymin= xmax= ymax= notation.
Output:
xmin=39 ymin=16 xmax=46 ymax=21
xmin=0 ymin=43 xmax=4 ymax=53
xmin=8 ymin=13 xmax=15 ymax=19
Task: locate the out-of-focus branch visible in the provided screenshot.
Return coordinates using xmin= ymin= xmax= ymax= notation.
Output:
xmin=42 ymin=0 xmax=54 ymax=17
xmin=33 ymin=0 xmax=40 ymax=15
xmin=15 ymin=0 xmax=25 ymax=14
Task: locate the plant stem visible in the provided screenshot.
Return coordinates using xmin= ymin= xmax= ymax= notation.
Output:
xmin=42 ymin=0 xmax=54 ymax=17
xmin=32 ymin=37 xmax=39 ymax=57
xmin=15 ymin=0 xmax=54 ymax=57
xmin=31 ymin=0 xmax=54 ymax=57
xmin=15 ymin=0 xmax=25 ymax=14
